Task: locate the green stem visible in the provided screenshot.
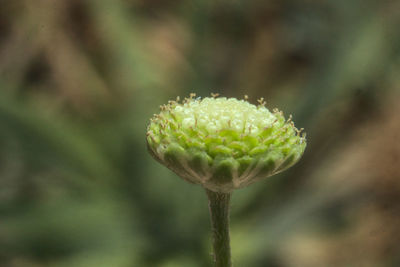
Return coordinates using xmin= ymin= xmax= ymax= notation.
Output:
xmin=206 ymin=189 xmax=232 ymax=267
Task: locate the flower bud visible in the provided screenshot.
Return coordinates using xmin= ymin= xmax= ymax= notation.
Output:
xmin=146 ymin=94 xmax=306 ymax=193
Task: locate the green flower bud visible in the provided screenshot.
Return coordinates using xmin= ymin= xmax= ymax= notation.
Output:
xmin=146 ymin=94 xmax=306 ymax=193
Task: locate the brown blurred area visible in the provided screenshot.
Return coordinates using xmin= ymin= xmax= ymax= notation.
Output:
xmin=0 ymin=0 xmax=399 ymax=266
xmin=280 ymin=96 xmax=400 ymax=267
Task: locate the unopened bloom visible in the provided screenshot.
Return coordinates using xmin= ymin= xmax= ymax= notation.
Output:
xmin=146 ymin=94 xmax=306 ymax=193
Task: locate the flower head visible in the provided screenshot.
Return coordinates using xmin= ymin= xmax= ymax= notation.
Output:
xmin=146 ymin=94 xmax=306 ymax=193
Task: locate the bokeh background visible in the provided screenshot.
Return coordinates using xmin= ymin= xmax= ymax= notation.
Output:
xmin=1 ymin=0 xmax=400 ymax=266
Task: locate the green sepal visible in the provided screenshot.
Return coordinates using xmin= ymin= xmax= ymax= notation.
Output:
xmin=236 ymin=155 xmax=254 ymax=177
xmin=188 ymin=151 xmax=212 ymax=177
xmin=209 ymin=158 xmax=239 ymax=186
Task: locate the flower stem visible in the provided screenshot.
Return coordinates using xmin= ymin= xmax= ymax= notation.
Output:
xmin=206 ymin=189 xmax=232 ymax=267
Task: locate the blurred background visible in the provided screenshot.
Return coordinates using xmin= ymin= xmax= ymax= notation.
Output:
xmin=0 ymin=0 xmax=399 ymax=266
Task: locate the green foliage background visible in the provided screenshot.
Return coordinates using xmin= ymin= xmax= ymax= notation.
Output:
xmin=1 ymin=0 xmax=400 ymax=266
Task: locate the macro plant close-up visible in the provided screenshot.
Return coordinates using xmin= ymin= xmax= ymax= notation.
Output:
xmin=147 ymin=94 xmax=306 ymax=266
xmin=1 ymin=0 xmax=400 ymax=267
